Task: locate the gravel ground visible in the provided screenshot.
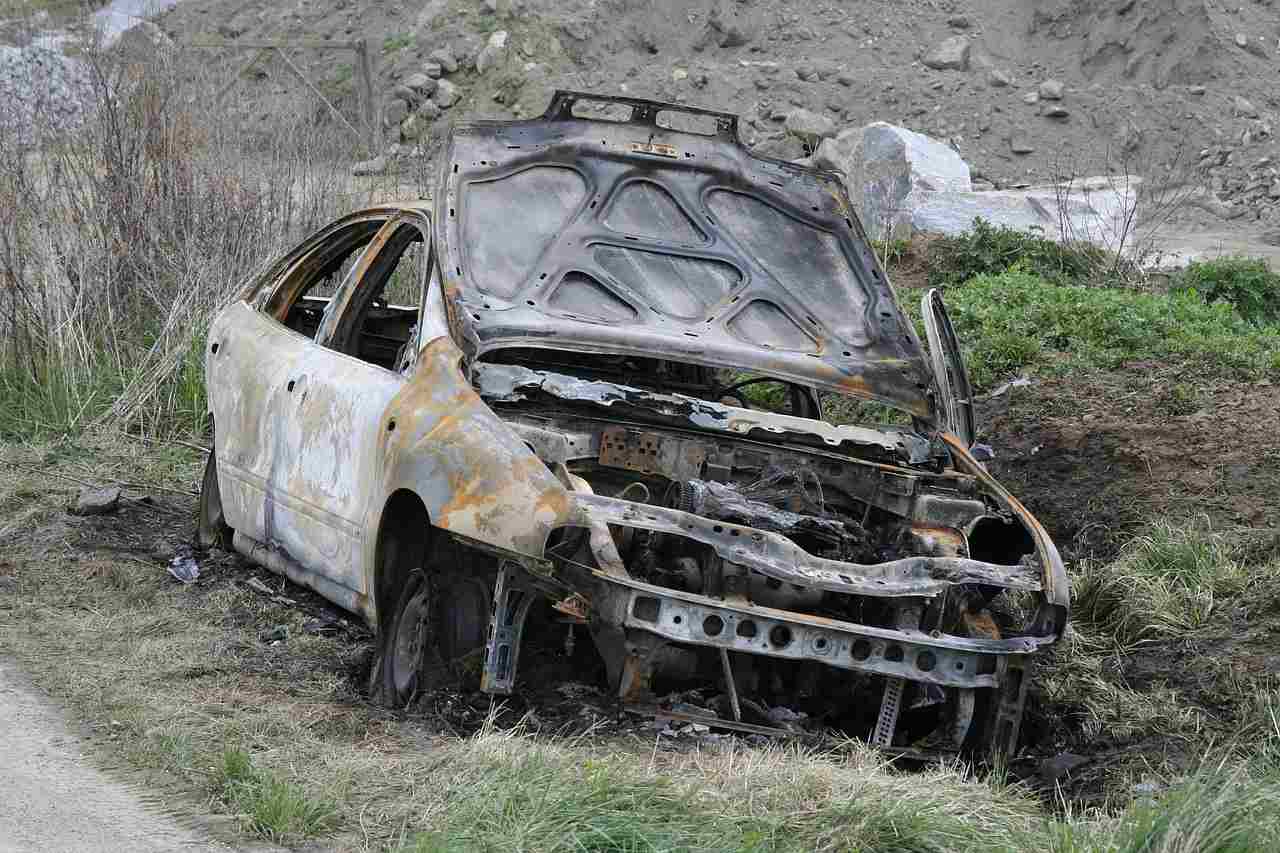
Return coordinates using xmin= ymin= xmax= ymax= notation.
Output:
xmin=0 ymin=657 xmax=250 ymax=853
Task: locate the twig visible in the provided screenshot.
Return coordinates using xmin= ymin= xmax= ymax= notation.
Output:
xmin=118 ymin=431 xmax=211 ymax=455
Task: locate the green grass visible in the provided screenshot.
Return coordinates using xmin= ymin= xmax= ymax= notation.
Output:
xmin=382 ymin=32 xmax=415 ymax=53
xmin=936 ymin=270 xmax=1280 ymax=391
xmin=1177 ymin=256 xmax=1280 ymax=326
xmin=215 ymin=747 xmax=338 ymax=843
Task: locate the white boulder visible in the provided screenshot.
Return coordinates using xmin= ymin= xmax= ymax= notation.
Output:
xmin=813 ymin=122 xmax=971 ymax=239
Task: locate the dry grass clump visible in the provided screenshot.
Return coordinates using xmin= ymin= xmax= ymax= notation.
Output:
xmin=1070 ymin=518 xmax=1257 ymax=648
xmin=0 ymin=38 xmax=402 ymax=439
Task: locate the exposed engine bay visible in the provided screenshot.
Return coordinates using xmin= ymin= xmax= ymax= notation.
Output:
xmin=474 ymin=349 xmax=1055 ymax=754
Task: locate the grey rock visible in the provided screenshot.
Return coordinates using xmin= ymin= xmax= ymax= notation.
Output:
xmin=1235 ymin=33 xmax=1249 ymax=48
xmin=947 ymin=14 xmax=972 ymax=29
xmin=352 ymin=156 xmax=388 ymax=176
xmin=1042 ymin=104 xmax=1069 ymax=118
xmin=1039 ymin=78 xmax=1065 ymax=100
xmin=811 ymin=122 xmax=971 ymax=239
xmin=1022 ymin=91 xmax=1040 ymax=105
xmin=836 ymin=71 xmax=856 ymax=87
xmin=435 ymin=79 xmax=460 ymax=108
xmin=922 ymin=36 xmax=971 ymax=71
xmin=423 ymin=61 xmax=443 ymax=78
xmin=1010 ymin=137 xmax=1035 ymax=154
xmin=384 ymin=98 xmax=409 ymax=127
xmin=784 ymin=108 xmax=836 ymax=140
xmin=988 ymin=68 xmax=1013 ymax=88
xmin=1271 ymin=181 xmax=1280 ymax=200
xmin=403 ymin=73 xmax=437 ymax=95
xmin=912 ymin=177 xmax=1137 ymax=240
xmin=1188 ymin=85 xmax=1206 ymax=95
xmin=430 ymin=46 xmax=459 ymax=74
xmin=1235 ymin=96 xmax=1260 ymax=118
xmin=72 ymin=486 xmax=120 ymax=516
xmin=476 ymin=30 xmax=509 ymax=74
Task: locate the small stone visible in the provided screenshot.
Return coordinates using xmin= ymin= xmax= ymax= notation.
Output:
xmin=352 ymin=156 xmax=388 ymax=176
xmin=1039 ymin=78 xmax=1064 ymax=100
xmin=403 ymin=73 xmax=437 ymax=95
xmin=72 ymin=486 xmax=120 ymax=516
xmin=784 ymin=108 xmax=836 ymax=140
xmin=1042 ymin=103 xmax=1069 ymax=118
xmin=476 ymin=30 xmax=509 ymax=74
xmin=988 ymin=68 xmax=1013 ymax=88
xmin=1235 ymin=33 xmax=1249 ymax=48
xmin=422 ymin=61 xmax=443 ymax=79
xmin=1270 ymin=181 xmax=1280 ymax=199
xmin=1010 ymin=137 xmax=1035 ymax=154
xmin=384 ymin=98 xmax=409 ymax=126
xmin=947 ymin=14 xmax=971 ymax=29
xmin=434 ymin=79 xmax=460 ymax=108
xmin=1188 ymin=85 xmax=1206 ymax=95
xmin=1235 ymin=96 xmax=1260 ymax=118
xmin=1022 ymin=91 xmax=1040 ymax=105
xmin=836 ymin=71 xmax=856 ymax=87
xmin=922 ymin=35 xmax=971 ymax=71
xmin=672 ymin=67 xmax=688 ymax=81
xmin=430 ymin=46 xmax=458 ymax=74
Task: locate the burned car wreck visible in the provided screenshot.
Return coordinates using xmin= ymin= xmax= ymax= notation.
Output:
xmin=200 ymin=91 xmax=1068 ymax=757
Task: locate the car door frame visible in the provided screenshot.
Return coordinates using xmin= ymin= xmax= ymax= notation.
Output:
xmin=209 ymin=209 xmax=436 ymax=616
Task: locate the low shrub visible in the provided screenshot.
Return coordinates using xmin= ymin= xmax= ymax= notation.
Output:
xmin=926 ymin=218 xmax=1116 ymax=289
xmin=1178 ymin=256 xmax=1280 ymax=326
xmin=939 ymin=270 xmax=1280 ymax=390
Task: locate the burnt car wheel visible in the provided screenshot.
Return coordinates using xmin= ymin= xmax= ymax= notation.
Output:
xmin=197 ymin=451 xmax=234 ymax=549
xmin=384 ymin=570 xmax=432 ymax=704
xmin=378 ymin=568 xmax=493 ymax=707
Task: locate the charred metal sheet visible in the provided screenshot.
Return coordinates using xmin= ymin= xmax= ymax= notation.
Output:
xmin=570 ymin=492 xmax=1043 ymax=597
xmin=599 ymin=426 xmax=707 ymax=481
xmin=437 ymin=90 xmax=935 ymax=417
xmin=473 ymin=362 xmax=932 ymax=464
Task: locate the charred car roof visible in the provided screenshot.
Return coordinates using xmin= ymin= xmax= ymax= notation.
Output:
xmin=435 ymin=91 xmax=936 ymax=420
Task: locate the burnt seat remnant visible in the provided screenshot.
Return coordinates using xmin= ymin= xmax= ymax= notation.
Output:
xmin=201 ymin=90 xmax=1068 ymax=759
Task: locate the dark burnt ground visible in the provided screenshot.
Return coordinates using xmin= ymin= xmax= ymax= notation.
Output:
xmin=976 ymin=366 xmax=1280 ymax=806
xmin=979 ymin=367 xmax=1280 ymax=561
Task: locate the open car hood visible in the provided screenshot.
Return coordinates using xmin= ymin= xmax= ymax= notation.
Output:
xmin=435 ymin=91 xmax=936 ymax=419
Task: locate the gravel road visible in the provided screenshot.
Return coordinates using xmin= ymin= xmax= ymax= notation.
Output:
xmin=0 ymin=658 xmax=244 ymax=853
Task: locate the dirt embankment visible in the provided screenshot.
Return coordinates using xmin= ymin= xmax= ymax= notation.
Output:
xmin=155 ymin=0 xmax=1280 ymax=233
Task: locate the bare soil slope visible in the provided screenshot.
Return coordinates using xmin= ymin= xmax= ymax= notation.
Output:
xmin=160 ymin=0 xmax=1280 ymax=231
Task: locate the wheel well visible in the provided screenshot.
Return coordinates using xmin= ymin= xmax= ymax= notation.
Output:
xmin=374 ymin=489 xmax=431 ymax=632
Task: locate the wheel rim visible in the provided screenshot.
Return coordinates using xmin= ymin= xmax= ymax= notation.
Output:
xmin=391 ymin=585 xmax=430 ymax=697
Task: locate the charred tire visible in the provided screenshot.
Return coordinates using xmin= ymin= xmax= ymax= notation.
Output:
xmin=197 ymin=451 xmax=234 ymax=549
xmin=375 ymin=560 xmax=494 ymax=708
xmin=381 ymin=570 xmax=432 ymax=706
